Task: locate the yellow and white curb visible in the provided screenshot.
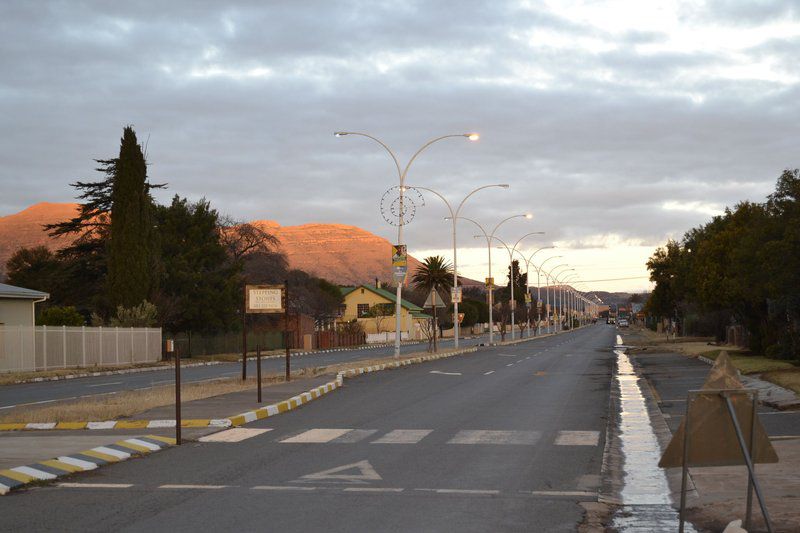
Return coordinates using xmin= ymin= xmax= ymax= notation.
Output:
xmin=0 ymin=347 xmax=478 ymax=432
xmin=226 ymin=347 xmax=478 ymax=426
xmin=0 ymin=434 xmax=175 ymax=496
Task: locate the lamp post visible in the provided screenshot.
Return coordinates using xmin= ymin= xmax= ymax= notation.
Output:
xmin=334 ymin=131 xmax=478 ymax=358
xmin=535 ymin=255 xmax=562 ymax=335
xmin=460 ymin=214 xmax=532 ymax=344
xmin=514 ymin=246 xmax=555 ymax=337
xmin=561 ymin=274 xmax=579 ymax=329
xmin=411 ymin=184 xmax=509 ymax=349
xmin=547 ymin=265 xmax=573 ymax=333
xmin=493 ymin=233 xmax=545 ymax=340
xmin=554 ymin=270 xmax=576 ymax=331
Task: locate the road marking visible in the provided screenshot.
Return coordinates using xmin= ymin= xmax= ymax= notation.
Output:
xmin=159 ymin=484 xmax=227 ymax=489
xmin=429 ymin=371 xmax=462 ymax=376
xmin=523 ymin=490 xmax=597 ymax=498
xmin=280 ymin=429 xmax=352 ymax=443
xmin=85 ymin=381 xmax=123 ymax=388
xmin=331 ymin=429 xmax=378 ymax=443
xmin=498 ymin=354 xmax=517 ymax=357
xmin=297 ymin=460 xmax=381 ymax=484
xmin=483 ymin=371 xmax=495 ymax=375
xmin=343 ymin=487 xmax=404 ymax=493
xmin=506 ymin=363 xmax=514 ymax=367
xmin=58 ymin=483 xmax=133 ymax=489
xmin=430 ymin=489 xmax=499 ymax=495
xmin=372 ymin=429 xmax=432 ymax=444
xmin=199 ymin=428 xmax=272 ymax=443
xmin=534 ymin=371 xmax=546 ymax=376
xmin=554 ymin=430 xmax=600 ymax=446
xmin=448 ymin=430 xmax=540 ymax=445
xmin=253 ymin=485 xmax=316 ymax=491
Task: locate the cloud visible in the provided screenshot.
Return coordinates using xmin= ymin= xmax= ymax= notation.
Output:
xmin=1 ymin=0 xmax=799 ymax=292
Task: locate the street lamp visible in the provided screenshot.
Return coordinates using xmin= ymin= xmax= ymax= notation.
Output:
xmin=546 ymin=264 xmax=572 ymax=333
xmin=461 ymin=213 xmax=532 ymax=344
xmin=334 ymin=131 xmax=479 ymax=358
xmin=493 ymin=233 xmax=545 ymax=340
xmin=554 ymin=269 xmax=576 ymax=332
xmin=513 ymin=246 xmax=555 ymax=337
xmin=410 ymin=184 xmax=509 ymax=349
xmin=536 ymin=257 xmax=562 ymax=333
xmin=561 ymin=273 xmax=579 ymax=329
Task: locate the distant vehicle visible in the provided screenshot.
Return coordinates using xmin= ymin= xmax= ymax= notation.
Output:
xmin=618 ymin=319 xmax=629 ymax=328
xmin=607 ymin=317 xmax=615 ymax=325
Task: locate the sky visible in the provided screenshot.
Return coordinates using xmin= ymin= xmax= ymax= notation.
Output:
xmin=2 ymin=0 xmax=799 ymax=293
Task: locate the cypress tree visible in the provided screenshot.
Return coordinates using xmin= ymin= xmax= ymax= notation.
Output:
xmin=107 ymin=126 xmax=155 ymax=308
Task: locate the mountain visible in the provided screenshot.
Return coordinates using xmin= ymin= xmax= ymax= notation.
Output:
xmin=0 ymin=203 xmax=422 ymax=285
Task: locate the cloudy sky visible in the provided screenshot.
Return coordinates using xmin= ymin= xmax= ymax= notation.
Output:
xmin=2 ymin=1 xmax=799 ymax=292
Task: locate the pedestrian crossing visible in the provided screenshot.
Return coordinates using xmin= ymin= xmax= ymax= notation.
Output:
xmin=203 ymin=427 xmax=600 ymax=447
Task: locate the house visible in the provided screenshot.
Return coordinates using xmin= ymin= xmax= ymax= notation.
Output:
xmin=339 ymin=284 xmax=432 ymax=339
xmin=0 ymin=283 xmax=49 ymax=327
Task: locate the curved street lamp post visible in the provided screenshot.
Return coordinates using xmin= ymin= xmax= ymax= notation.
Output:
xmin=514 ymin=246 xmax=555 ymax=337
xmin=493 ymin=233 xmax=545 ymax=340
xmin=334 ymin=131 xmax=478 ymax=358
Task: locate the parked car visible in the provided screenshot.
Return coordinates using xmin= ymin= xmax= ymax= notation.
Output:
xmin=618 ymin=319 xmax=629 ymax=328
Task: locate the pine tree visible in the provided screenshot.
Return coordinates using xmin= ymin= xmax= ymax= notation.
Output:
xmin=106 ymin=126 xmax=157 ymax=307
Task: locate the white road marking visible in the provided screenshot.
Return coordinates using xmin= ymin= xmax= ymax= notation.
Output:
xmin=253 ymin=485 xmax=316 ymax=491
xmin=448 ymin=430 xmax=540 ymax=445
xmin=298 ymin=460 xmax=381 ymax=483
xmin=372 ymin=429 xmax=432 ymax=444
xmin=554 ymin=430 xmax=600 ymax=446
xmin=280 ymin=429 xmax=352 ymax=443
xmin=523 ymin=490 xmax=597 ymax=498
xmin=429 ymin=371 xmax=462 ymax=376
xmin=498 ymin=354 xmax=517 ymax=357
xmin=331 ymin=429 xmax=378 ymax=443
xmin=343 ymin=487 xmax=404 ymax=493
xmin=433 ymin=489 xmax=499 ymax=495
xmin=86 ymin=381 xmax=123 ymax=388
xmin=483 ymin=371 xmax=495 ymax=375
xmin=506 ymin=363 xmax=514 ymax=367
xmin=58 ymin=483 xmax=133 ymax=489
xmin=159 ymin=484 xmax=227 ymax=489
xmin=199 ymin=428 xmax=272 ymax=443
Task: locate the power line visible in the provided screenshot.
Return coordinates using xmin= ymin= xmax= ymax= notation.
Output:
xmin=571 ymin=276 xmax=651 ymax=283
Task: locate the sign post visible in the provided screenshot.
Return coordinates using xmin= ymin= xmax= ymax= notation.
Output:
xmin=245 ymin=284 xmax=288 ymax=386
xmin=166 ymin=339 xmax=181 ymax=446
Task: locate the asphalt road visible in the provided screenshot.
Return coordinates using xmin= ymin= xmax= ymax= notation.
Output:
xmin=0 ymin=325 xmax=616 ymax=532
xmin=1 ymin=333 xmax=505 ymax=409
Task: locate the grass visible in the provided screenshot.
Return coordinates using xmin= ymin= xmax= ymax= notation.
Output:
xmin=0 ymin=347 xmax=460 ymax=424
xmin=0 ymin=362 xmax=179 ymax=386
xmin=697 ymin=349 xmax=797 ymax=374
xmin=760 ymin=370 xmax=800 ymax=395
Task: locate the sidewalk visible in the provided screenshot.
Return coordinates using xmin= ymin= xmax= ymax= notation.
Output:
xmin=625 ymin=328 xmax=800 ymax=531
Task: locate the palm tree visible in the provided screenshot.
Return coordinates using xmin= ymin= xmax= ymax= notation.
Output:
xmin=411 ymin=255 xmax=454 ymax=352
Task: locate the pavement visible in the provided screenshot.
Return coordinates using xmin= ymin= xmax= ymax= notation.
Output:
xmin=623 ymin=328 xmax=800 ymax=532
xmin=0 ymin=325 xmax=616 ymax=532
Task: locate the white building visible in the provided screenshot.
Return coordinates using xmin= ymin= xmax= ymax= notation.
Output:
xmin=0 ymin=283 xmax=49 ymax=327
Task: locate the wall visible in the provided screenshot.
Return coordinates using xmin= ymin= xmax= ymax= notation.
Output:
xmin=0 ymin=298 xmax=34 ymax=327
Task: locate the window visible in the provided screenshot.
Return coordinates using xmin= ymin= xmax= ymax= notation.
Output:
xmin=357 ymin=304 xmax=370 ymax=318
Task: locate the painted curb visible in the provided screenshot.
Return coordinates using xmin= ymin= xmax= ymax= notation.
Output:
xmin=1 ymin=347 xmax=479 ymax=432
xmin=0 ymin=434 xmax=175 ymax=496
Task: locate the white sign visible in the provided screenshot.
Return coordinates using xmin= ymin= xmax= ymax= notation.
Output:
xmin=246 ymin=285 xmax=284 ymax=313
xmin=450 ymin=287 xmax=462 ymax=303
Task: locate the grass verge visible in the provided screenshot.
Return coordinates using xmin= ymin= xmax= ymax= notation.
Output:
xmin=760 ymin=370 xmax=800 ymax=395
xmin=698 ymin=349 xmax=797 ymax=374
xmin=0 ymin=362 xmax=183 ymax=385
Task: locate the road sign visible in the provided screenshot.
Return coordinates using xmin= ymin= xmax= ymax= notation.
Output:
xmin=485 ymin=277 xmax=494 ymax=288
xmin=450 ymin=287 xmax=462 ymax=303
xmin=246 ymin=284 xmax=284 ymax=313
xmin=524 ymin=293 xmax=531 ymax=303
xmin=392 ymin=244 xmax=407 ymax=281
xmin=424 ymin=290 xmax=446 ymax=307
xmin=458 ymin=312 xmax=465 ymax=324
xmin=297 ymin=460 xmax=381 ymax=484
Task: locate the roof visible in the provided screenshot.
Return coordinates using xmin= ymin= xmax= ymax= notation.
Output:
xmin=339 ymin=285 xmax=423 ymax=312
xmin=0 ymin=283 xmax=49 ymax=300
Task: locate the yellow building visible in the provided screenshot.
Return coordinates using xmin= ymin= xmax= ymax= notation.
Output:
xmin=339 ymin=285 xmax=432 ymax=337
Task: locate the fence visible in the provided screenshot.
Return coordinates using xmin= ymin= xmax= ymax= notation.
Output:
xmin=0 ymin=325 xmax=162 ymax=373
xmin=171 ymin=331 xmax=285 ymax=357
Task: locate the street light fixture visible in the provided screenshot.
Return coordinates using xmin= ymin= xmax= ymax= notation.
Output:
xmin=460 ymin=214 xmax=532 ymax=344
xmin=410 ymin=183 xmax=509 ymax=349
xmin=334 ymin=131 xmax=478 ymax=358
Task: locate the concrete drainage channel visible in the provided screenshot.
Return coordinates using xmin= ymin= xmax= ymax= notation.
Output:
xmin=605 ymin=335 xmax=698 ymax=532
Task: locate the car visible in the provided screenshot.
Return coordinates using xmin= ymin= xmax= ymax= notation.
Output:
xmin=618 ymin=319 xmax=629 ymax=328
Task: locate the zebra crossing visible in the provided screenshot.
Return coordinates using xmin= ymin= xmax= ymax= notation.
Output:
xmin=202 ymin=427 xmax=600 ymax=447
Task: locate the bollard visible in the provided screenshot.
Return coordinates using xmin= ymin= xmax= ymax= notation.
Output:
xmin=168 ymin=340 xmax=181 ymax=446
xmin=256 ymin=344 xmax=262 ymax=403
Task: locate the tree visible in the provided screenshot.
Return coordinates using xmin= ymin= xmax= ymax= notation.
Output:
xmin=109 ymin=301 xmax=158 ymax=327
xmin=107 ymin=126 xmax=158 ymax=308
xmin=411 ymin=255 xmax=454 ymax=352
xmin=4 ymin=246 xmax=60 ymax=292
xmin=366 ymin=303 xmax=395 ymax=334
xmin=38 ymin=306 xmax=85 ymax=326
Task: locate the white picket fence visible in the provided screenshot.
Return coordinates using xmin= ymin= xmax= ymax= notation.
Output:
xmin=0 ymin=325 xmax=162 ymax=373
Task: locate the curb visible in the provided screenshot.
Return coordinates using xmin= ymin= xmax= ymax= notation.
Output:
xmin=695 ymin=355 xmax=800 ymax=410
xmin=8 ymin=361 xmax=224 ymax=385
xmin=0 ymin=347 xmax=479 ymax=432
xmin=0 ymin=434 xmax=175 ymax=495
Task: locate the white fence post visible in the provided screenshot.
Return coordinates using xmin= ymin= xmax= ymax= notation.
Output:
xmin=130 ymin=327 xmax=134 ymax=363
xmin=99 ymin=326 xmax=103 ymax=365
xmin=42 ymin=325 xmax=47 ymax=371
xmin=81 ymin=326 xmax=86 ymax=367
xmin=115 ymin=327 xmax=119 ymax=364
xmin=62 ymin=325 xmax=67 ymax=368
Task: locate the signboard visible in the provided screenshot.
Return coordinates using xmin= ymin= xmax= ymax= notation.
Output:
xmin=450 ymin=287 xmax=462 ymax=303
xmin=246 ymin=284 xmax=285 ymax=314
xmin=485 ymin=277 xmax=494 ymax=288
xmin=457 ymin=313 xmax=465 ymax=324
xmin=424 ymin=290 xmax=446 ymax=308
xmin=392 ymin=244 xmax=408 ymax=281
xmin=524 ymin=293 xmax=532 ymax=303
xmin=537 ymin=299 xmax=543 ymax=311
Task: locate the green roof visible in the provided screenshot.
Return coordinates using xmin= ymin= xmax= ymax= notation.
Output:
xmin=339 ymin=285 xmax=423 ymax=312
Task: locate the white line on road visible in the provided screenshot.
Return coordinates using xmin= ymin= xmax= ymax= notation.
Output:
xmin=431 ymin=489 xmax=500 ymax=495
xmin=159 ymin=484 xmax=228 ymax=490
xmin=343 ymin=487 xmax=404 ymax=493
xmin=85 ymin=381 xmax=123 ymax=388
xmin=448 ymin=430 xmax=541 ymax=445
xmin=150 ymin=379 xmax=173 ymax=385
xmin=199 ymin=428 xmax=272 ymax=443
xmin=252 ymin=485 xmax=317 ymax=491
xmin=281 ymin=429 xmax=352 ymax=443
xmin=506 ymin=364 xmax=513 ymax=367
xmin=554 ymin=431 xmax=600 ymax=446
xmin=371 ymin=429 xmax=432 ymax=444
xmin=429 ymin=371 xmax=462 ymax=376
xmin=58 ymin=483 xmax=133 ymax=489
xmin=523 ymin=490 xmax=597 ymax=498
xmin=483 ymin=371 xmax=495 ymax=375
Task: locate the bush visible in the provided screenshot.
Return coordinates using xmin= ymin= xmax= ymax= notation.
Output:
xmin=109 ymin=300 xmax=158 ymax=327
xmin=38 ymin=306 xmax=85 ymax=326
xmin=765 ymin=342 xmax=793 ymax=360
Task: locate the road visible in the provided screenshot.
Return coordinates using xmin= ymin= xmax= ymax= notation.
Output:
xmin=0 ymin=326 xmax=615 ymax=532
xmin=1 ymin=334 xmax=508 ymax=409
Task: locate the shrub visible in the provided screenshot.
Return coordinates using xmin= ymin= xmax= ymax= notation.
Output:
xmin=38 ymin=306 xmax=85 ymax=326
xmin=109 ymin=300 xmax=158 ymax=327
